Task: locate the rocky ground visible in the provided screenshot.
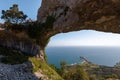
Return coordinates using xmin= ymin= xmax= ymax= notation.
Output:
xmin=0 ymin=54 xmax=62 ymax=80
xmin=0 ymin=61 xmax=39 ymax=80
xmin=0 ymin=55 xmax=47 ymax=80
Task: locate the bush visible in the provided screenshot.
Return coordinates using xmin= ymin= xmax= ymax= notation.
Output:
xmin=27 ymin=15 xmax=55 ymax=39
xmin=1 ymin=4 xmax=27 ymax=29
xmin=27 ymin=15 xmax=55 ymax=48
xmin=105 ymin=74 xmax=118 ymax=79
xmin=49 ymin=64 xmax=58 ymax=72
xmin=89 ymin=75 xmax=97 ymax=80
xmin=63 ymin=67 xmax=89 ymax=80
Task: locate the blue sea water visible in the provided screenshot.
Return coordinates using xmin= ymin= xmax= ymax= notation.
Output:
xmin=45 ymin=46 xmax=120 ymax=68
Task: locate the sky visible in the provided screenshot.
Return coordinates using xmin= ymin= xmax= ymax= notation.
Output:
xmin=1 ymin=0 xmax=120 ymax=47
xmin=48 ymin=30 xmax=120 ymax=47
xmin=0 ymin=0 xmax=42 ymax=22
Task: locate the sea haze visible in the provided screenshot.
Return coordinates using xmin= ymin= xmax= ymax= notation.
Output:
xmin=45 ymin=46 xmax=120 ymax=68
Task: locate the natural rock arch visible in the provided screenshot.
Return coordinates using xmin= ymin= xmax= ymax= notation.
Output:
xmin=37 ymin=0 xmax=120 ymax=60
xmin=0 ymin=0 xmax=120 ymax=61
xmin=38 ymin=0 xmax=120 ymax=35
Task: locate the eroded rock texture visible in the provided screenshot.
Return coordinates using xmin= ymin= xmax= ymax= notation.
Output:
xmin=38 ymin=0 xmax=120 ymax=37
xmin=0 ymin=31 xmax=41 ymax=57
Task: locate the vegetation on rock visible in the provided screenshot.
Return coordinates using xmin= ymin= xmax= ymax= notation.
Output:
xmin=29 ymin=57 xmax=63 ymax=80
xmin=0 ymin=47 xmax=63 ymax=80
xmin=61 ymin=61 xmax=120 ymax=80
xmin=114 ymin=61 xmax=120 ymax=67
xmin=63 ymin=67 xmax=89 ymax=80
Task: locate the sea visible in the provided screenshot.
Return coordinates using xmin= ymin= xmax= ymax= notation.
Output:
xmin=45 ymin=46 xmax=120 ymax=68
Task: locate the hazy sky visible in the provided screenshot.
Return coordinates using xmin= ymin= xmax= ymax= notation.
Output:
xmin=1 ymin=0 xmax=120 ymax=47
xmin=48 ymin=30 xmax=120 ymax=47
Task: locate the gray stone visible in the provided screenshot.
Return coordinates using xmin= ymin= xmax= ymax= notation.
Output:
xmin=0 ymin=62 xmax=39 ymax=80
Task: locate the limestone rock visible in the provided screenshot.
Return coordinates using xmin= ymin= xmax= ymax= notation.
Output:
xmin=36 ymin=0 xmax=120 ymax=61
xmin=0 ymin=31 xmax=40 ymax=56
xmin=38 ymin=0 xmax=120 ymax=36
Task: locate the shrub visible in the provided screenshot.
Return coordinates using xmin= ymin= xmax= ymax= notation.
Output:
xmin=1 ymin=4 xmax=27 ymax=29
xmin=63 ymin=67 xmax=89 ymax=80
xmin=105 ymin=74 xmax=118 ymax=79
xmin=89 ymin=75 xmax=97 ymax=80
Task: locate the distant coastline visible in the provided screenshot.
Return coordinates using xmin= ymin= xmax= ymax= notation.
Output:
xmin=46 ymin=46 xmax=120 ymax=68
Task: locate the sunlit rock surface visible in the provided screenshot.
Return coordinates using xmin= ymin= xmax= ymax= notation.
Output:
xmin=38 ymin=0 xmax=120 ymax=36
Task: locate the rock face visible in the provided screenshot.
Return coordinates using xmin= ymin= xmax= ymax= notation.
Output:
xmin=0 ymin=31 xmax=41 ymax=57
xmin=37 ymin=0 xmax=120 ymax=60
xmin=38 ymin=0 xmax=120 ymax=37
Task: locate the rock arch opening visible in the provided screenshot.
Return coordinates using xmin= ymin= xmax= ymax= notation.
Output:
xmin=45 ymin=30 xmax=120 ymax=67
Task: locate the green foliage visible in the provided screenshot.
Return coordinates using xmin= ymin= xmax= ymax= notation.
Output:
xmin=89 ymin=75 xmax=97 ymax=80
xmin=0 ymin=46 xmax=62 ymax=79
xmin=59 ymin=61 xmax=67 ymax=75
xmin=0 ymin=47 xmax=28 ymax=64
xmin=114 ymin=61 xmax=120 ymax=67
xmin=27 ymin=15 xmax=55 ymax=48
xmin=43 ymin=49 xmax=48 ymax=62
xmin=59 ymin=61 xmax=90 ymax=80
xmin=27 ymin=22 xmax=43 ymax=39
xmin=63 ymin=67 xmax=89 ymax=80
xmin=99 ymin=78 xmax=105 ymax=80
xmin=29 ymin=57 xmax=63 ymax=80
xmin=49 ymin=64 xmax=58 ymax=72
xmin=27 ymin=15 xmax=55 ymax=39
xmin=60 ymin=61 xmax=67 ymax=70
xmin=1 ymin=4 xmax=27 ymax=25
xmin=27 ymin=22 xmax=50 ymax=48
xmin=105 ymin=74 xmax=118 ymax=79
